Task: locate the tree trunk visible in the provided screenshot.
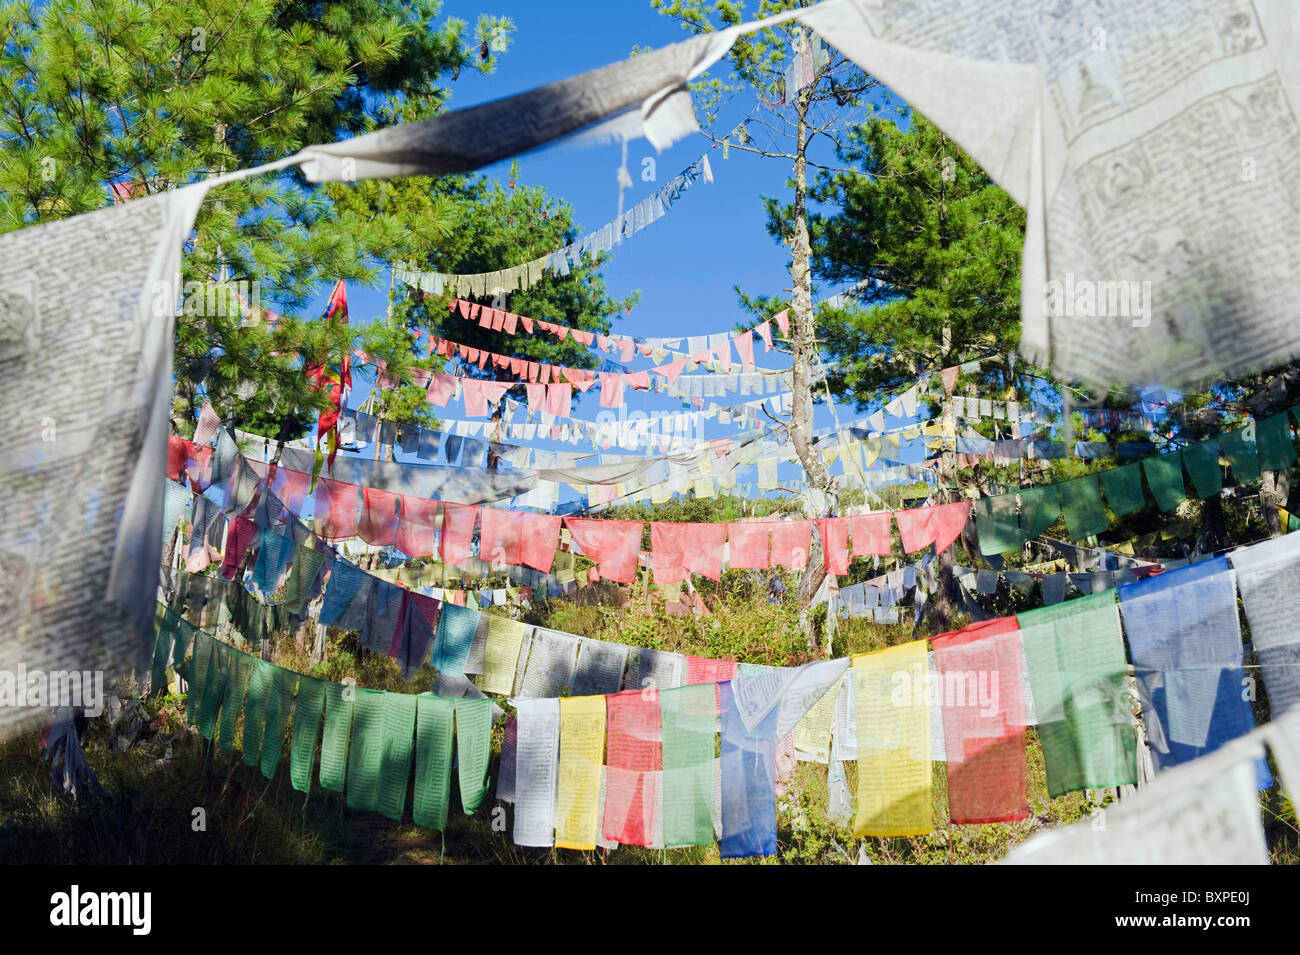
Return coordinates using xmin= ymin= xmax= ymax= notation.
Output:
xmin=1260 ymin=469 xmax=1290 ymax=537
xmin=790 ymin=88 xmax=838 ymax=641
xmin=925 ymin=370 xmax=960 ymax=633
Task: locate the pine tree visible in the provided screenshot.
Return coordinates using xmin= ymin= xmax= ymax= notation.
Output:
xmin=0 ymin=0 xmax=516 ymax=439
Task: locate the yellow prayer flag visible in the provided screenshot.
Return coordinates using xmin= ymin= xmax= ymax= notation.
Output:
xmin=793 ymin=674 xmax=842 ymax=762
xmin=853 ymin=642 xmax=932 ymax=837
xmin=555 ymin=695 xmax=606 ymax=850
xmin=477 ymin=617 xmax=527 ymax=696
xmin=694 ymin=475 xmax=715 ymax=499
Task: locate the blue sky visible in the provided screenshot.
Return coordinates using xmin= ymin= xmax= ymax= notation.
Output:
xmin=298 ymin=1 xmax=928 ymax=485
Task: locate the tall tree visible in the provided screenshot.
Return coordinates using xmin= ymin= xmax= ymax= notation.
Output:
xmin=653 ymin=0 xmax=879 ymax=640
xmin=0 ymin=0 xmax=516 ymax=439
xmin=800 ymin=109 xmax=1047 ymax=629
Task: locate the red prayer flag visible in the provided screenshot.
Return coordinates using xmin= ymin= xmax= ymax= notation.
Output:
xmin=396 ymin=496 xmax=440 ymax=558
xmin=439 ymin=501 xmax=479 ymax=566
xmin=849 ymin=512 xmax=892 ymax=557
xmin=895 ymin=501 xmax=971 ymax=554
xmin=220 ymin=517 xmax=258 ymax=580
xmin=727 ymin=523 xmax=770 ymax=570
xmin=566 ymin=518 xmax=642 ymax=583
xmin=817 ymin=517 xmax=851 ymax=576
xmin=479 ymin=508 xmax=523 ymax=565
xmin=519 ymin=513 xmax=561 ymax=572
xmin=313 ymin=478 xmax=359 ymax=541
xmin=769 ymin=520 xmax=812 ymax=570
xmin=603 ymin=690 xmax=662 ymax=847
xmin=930 ymin=617 xmax=1029 ymax=824
xmin=358 ymin=487 xmax=399 ymax=547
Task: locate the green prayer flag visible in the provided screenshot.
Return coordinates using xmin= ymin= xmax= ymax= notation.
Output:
xmin=184 ymin=630 xmax=213 ymax=726
xmin=171 ymin=615 xmax=195 ymax=679
xmin=1220 ymin=427 xmax=1260 ymax=483
xmin=1057 ymin=475 xmax=1108 ymax=541
xmin=290 ymin=675 xmax=325 ymax=794
xmin=216 ymin=653 xmax=253 ymax=755
xmin=413 ymin=694 xmax=455 ymax=831
xmin=1017 ymin=593 xmax=1137 ymax=797
xmin=1019 ymin=484 xmax=1061 ymax=540
xmin=241 ymin=658 xmax=275 ymax=767
xmin=1257 ymin=413 xmax=1296 ymax=472
xmin=660 ymin=684 xmax=716 ymax=847
xmin=151 ymin=614 xmax=175 ymax=696
xmin=283 ymin=546 xmax=325 ymax=616
xmin=320 ymin=681 xmax=354 ymax=792
xmin=376 ymin=692 xmax=417 ymax=821
xmin=346 ymin=688 xmax=385 ymax=813
xmin=1180 ymin=441 xmax=1222 ymax=499
xmin=1142 ymin=453 xmax=1187 ymax=512
xmin=198 ymin=640 xmax=231 ymax=742
xmin=260 ymin=667 xmax=299 ymax=780
xmin=1099 ymin=462 xmax=1145 ymax=517
xmin=454 ymin=698 xmax=493 ymax=816
xmin=973 ymin=494 xmax=1023 ymax=555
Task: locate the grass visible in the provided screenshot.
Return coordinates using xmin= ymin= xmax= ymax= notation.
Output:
xmin=1 ymin=578 xmax=1296 ymax=865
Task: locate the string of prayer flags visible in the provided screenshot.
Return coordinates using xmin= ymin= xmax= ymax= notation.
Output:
xmin=1229 ymin=533 xmax=1300 ymax=720
xmin=660 ymin=683 xmax=717 ymax=847
xmin=930 ymin=617 xmax=1030 ymax=823
xmin=1017 ymin=592 xmax=1137 ymax=798
xmin=555 ymin=696 xmax=607 ymax=850
xmin=853 ymin=642 xmax=932 ymax=837
xmin=1118 ymin=557 xmax=1261 ymax=777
